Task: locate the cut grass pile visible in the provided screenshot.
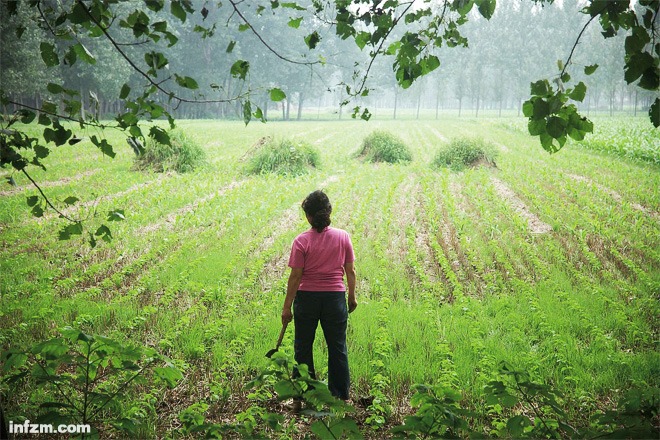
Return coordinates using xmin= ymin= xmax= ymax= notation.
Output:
xmin=245 ymin=137 xmax=320 ymax=176
xmin=133 ymin=129 xmax=207 ymax=173
xmin=433 ymin=137 xmax=498 ymax=170
xmin=358 ymin=130 xmax=413 ymax=164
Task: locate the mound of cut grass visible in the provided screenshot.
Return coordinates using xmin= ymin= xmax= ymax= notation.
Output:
xmin=433 ymin=137 xmax=498 ymax=171
xmin=246 ymin=138 xmax=320 ymax=176
xmin=133 ymin=129 xmax=206 ymax=173
xmin=358 ymin=130 xmax=412 ymax=164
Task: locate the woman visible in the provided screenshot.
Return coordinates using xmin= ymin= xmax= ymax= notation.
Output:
xmin=281 ymin=190 xmax=357 ymax=403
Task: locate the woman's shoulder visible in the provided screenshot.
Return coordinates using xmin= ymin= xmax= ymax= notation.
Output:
xmin=328 ymin=227 xmax=351 ymax=238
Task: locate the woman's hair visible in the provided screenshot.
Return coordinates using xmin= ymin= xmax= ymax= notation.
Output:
xmin=302 ymin=190 xmax=332 ymax=233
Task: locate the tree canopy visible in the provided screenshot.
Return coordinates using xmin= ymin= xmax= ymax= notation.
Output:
xmin=1 ymin=0 xmax=658 ymax=242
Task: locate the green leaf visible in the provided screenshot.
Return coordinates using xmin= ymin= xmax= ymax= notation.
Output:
xmin=281 ymin=2 xmax=306 ymax=10
xmin=120 ymin=84 xmax=131 ymax=100
xmin=650 ymin=97 xmax=660 ymax=128
xmin=305 ymin=31 xmax=321 ymax=49
xmin=530 ymin=79 xmax=550 ymax=96
xmin=18 ymin=109 xmax=36 ymax=124
xmin=63 ymin=196 xmax=79 ymax=206
xmin=154 ymin=366 xmax=183 ymax=387
xmin=171 ymin=0 xmax=187 ymax=22
xmin=226 ymin=40 xmax=236 ymax=53
xmin=243 ymin=101 xmax=252 ymax=125
xmin=149 ymin=126 xmax=170 ymax=145
xmin=477 ymin=0 xmax=496 ymax=20
xmin=27 ymin=195 xmax=39 ymax=207
xmin=507 ymin=415 xmax=532 ymax=438
xmin=91 ymin=136 xmax=116 ymax=158
xmin=47 ymin=83 xmax=64 ymax=94
xmin=34 ymin=145 xmax=50 ymax=159
xmin=58 ymin=222 xmax=83 ymax=240
xmin=584 ymin=64 xmax=599 ymax=75
xmin=569 ymin=82 xmax=587 ymax=102
xmin=108 ymin=210 xmax=125 ymax=221
xmin=355 ymin=31 xmax=370 ymax=50
xmin=546 ymin=116 xmax=567 ymax=139
xmin=522 ymin=100 xmax=534 ymax=117
xmin=2 ymin=352 xmax=27 ymax=372
xmin=269 ymin=88 xmax=286 ymax=102
xmin=528 ymin=118 xmax=546 ymax=136
xmin=174 ymin=74 xmax=199 ymax=90
xmin=72 ymin=43 xmax=96 ymax=64
xmin=532 ymin=99 xmax=550 ymax=119
xmin=40 ymin=42 xmax=59 ymax=67
xmin=31 ymin=205 xmax=44 ymax=218
xmin=230 ymin=60 xmax=250 ymax=80
xmin=288 ymin=17 xmax=303 ymax=28
xmin=238 ymin=23 xmax=250 ymax=32
xmin=274 ymin=380 xmax=300 ymax=399
xmin=93 ymin=225 xmax=112 ymax=243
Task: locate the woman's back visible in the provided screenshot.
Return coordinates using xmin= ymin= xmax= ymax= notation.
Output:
xmin=289 ymin=227 xmax=354 ymax=292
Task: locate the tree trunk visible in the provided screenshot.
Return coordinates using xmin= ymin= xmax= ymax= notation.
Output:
xmin=416 ymin=91 xmax=421 ymax=119
xmin=286 ymin=98 xmax=290 ymax=120
xmin=393 ymin=90 xmax=398 ymax=120
xmin=435 ymin=88 xmax=440 ymax=120
xmin=458 ymin=96 xmax=462 ymax=117
xmin=297 ymin=91 xmax=304 ymax=120
xmin=282 ymin=102 xmax=286 ymax=120
xmin=317 ymin=96 xmax=322 ymax=119
xmin=634 ymin=90 xmax=638 ymax=116
xmin=475 ymin=94 xmax=480 ymax=118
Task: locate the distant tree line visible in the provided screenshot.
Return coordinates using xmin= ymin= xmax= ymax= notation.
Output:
xmin=1 ymin=0 xmax=655 ymax=121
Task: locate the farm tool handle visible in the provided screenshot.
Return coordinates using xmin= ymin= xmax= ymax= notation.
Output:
xmin=275 ymin=321 xmax=288 ymax=349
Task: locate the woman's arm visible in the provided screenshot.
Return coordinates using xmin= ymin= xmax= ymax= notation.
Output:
xmin=282 ymin=267 xmax=303 ymax=325
xmin=344 ymin=262 xmax=357 ymax=313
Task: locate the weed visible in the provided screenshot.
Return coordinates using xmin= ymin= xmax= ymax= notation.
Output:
xmin=358 ymin=130 xmax=413 ymax=164
xmin=433 ymin=137 xmax=498 ymax=171
xmin=133 ymin=129 xmax=207 ymax=173
xmin=246 ymin=138 xmax=320 ymax=176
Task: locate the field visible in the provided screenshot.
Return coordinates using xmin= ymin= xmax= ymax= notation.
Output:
xmin=1 ymin=116 xmax=659 ymax=438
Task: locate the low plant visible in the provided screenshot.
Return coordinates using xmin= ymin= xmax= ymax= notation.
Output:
xmin=1 ymin=327 xmax=182 ymax=438
xmin=245 ymin=138 xmax=320 ymax=176
xmin=133 ymin=129 xmax=206 ymax=173
xmin=358 ymin=131 xmax=412 ymax=164
xmin=433 ymin=137 xmax=498 ymax=170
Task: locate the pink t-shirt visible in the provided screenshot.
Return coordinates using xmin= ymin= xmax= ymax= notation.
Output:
xmin=288 ymin=227 xmax=355 ymax=292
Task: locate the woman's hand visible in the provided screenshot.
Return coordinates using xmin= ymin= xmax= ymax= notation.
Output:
xmin=282 ymin=307 xmax=293 ymax=325
xmin=348 ymin=296 xmax=358 ymax=313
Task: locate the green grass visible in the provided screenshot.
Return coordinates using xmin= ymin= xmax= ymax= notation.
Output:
xmin=245 ymin=137 xmax=320 ymax=176
xmin=433 ymin=137 xmax=498 ymax=170
xmin=0 ymin=117 xmax=658 ymax=438
xmin=133 ymin=128 xmax=207 ymax=173
xmin=357 ymin=130 xmax=413 ymax=163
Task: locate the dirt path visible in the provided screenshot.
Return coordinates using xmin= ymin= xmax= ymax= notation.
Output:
xmin=490 ymin=177 xmax=552 ymax=234
xmin=136 ymin=180 xmax=245 ymax=235
xmin=0 ymin=170 xmax=100 ymax=197
xmin=568 ymin=173 xmax=660 ymax=220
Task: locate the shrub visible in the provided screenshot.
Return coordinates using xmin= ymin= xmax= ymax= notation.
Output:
xmin=433 ymin=137 xmax=498 ymax=171
xmin=358 ymin=130 xmax=412 ymax=164
xmin=246 ymin=138 xmax=320 ymax=176
xmin=133 ymin=129 xmax=206 ymax=173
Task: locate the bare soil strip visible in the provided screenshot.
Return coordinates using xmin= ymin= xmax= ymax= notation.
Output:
xmin=429 ymin=127 xmax=448 ymax=143
xmin=136 ymin=180 xmax=245 ymax=235
xmin=396 ymin=178 xmax=441 ymax=286
xmin=38 ymin=173 xmax=172 ymax=222
xmin=0 ymin=169 xmax=100 ymax=197
xmin=568 ymin=173 xmax=659 ymax=220
xmin=490 ymin=177 xmax=552 ymax=234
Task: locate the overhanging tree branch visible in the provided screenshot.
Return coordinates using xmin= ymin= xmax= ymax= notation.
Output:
xmin=75 ymin=0 xmax=245 ymax=105
xmin=227 ymin=0 xmax=321 ymax=66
